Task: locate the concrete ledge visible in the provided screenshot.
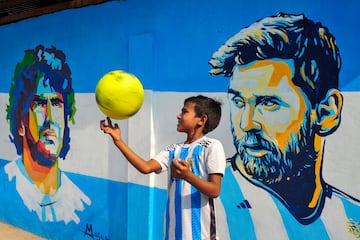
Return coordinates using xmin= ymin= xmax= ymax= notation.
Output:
xmin=0 ymin=222 xmax=45 ymax=239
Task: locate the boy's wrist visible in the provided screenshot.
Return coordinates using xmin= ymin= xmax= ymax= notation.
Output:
xmin=182 ymin=171 xmax=193 ymax=182
xmin=113 ymin=138 xmax=122 ymax=144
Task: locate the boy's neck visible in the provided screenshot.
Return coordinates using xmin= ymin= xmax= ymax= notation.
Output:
xmin=185 ymin=132 xmax=204 ymax=144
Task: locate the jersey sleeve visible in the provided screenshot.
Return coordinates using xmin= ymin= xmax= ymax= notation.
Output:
xmin=206 ymin=139 xmax=226 ymax=176
xmin=152 ymin=149 xmax=170 ymax=173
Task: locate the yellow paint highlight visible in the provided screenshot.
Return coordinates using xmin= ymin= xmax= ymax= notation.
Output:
xmin=346 ymin=218 xmax=360 ymax=238
xmin=308 ymin=134 xmax=323 ymax=208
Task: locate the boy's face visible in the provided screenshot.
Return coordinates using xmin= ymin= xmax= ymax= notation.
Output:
xmin=177 ymin=101 xmax=202 ymax=134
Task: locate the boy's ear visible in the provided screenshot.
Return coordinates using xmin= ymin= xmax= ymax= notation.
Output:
xmin=316 ymin=89 xmax=343 ymax=136
xmin=198 ymin=114 xmax=208 ymax=127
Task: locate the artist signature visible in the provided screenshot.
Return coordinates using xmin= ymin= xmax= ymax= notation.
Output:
xmin=82 ymin=223 xmax=110 ymax=240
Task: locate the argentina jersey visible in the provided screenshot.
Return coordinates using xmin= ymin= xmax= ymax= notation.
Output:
xmin=221 ymin=165 xmax=360 ymax=240
xmin=153 ymin=136 xmax=226 ymax=240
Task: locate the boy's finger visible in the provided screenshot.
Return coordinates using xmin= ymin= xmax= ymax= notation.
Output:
xmin=107 ymin=117 xmax=112 ymax=125
xmin=100 ymin=119 xmax=106 ymax=128
xmin=172 ymin=159 xmax=181 ymax=168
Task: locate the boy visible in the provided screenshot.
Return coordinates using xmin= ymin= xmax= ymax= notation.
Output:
xmin=100 ymin=95 xmax=226 ymax=240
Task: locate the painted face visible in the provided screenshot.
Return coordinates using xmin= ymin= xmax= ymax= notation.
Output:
xmin=229 ymin=59 xmax=317 ymax=184
xmin=25 ymin=78 xmax=65 ymax=167
xmin=177 ymin=101 xmax=200 ymax=133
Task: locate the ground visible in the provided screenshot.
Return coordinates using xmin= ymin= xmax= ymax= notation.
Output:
xmin=0 ymin=222 xmax=44 ymax=239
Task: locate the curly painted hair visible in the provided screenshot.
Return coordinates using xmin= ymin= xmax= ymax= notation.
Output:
xmin=209 ymin=12 xmax=341 ymax=107
xmin=6 ymin=45 xmax=76 ymax=159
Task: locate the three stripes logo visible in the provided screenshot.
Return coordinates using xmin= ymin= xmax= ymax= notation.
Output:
xmin=237 ymin=199 xmax=251 ymax=209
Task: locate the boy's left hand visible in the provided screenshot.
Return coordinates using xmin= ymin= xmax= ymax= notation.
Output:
xmin=171 ymin=159 xmax=191 ymax=180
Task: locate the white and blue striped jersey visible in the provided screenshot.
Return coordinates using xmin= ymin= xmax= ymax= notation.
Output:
xmin=153 ymin=136 xmax=226 ymax=240
xmin=220 ymin=163 xmax=360 ymax=240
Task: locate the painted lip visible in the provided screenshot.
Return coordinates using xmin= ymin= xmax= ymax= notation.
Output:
xmin=43 ymin=129 xmax=56 ymax=137
xmin=244 ymin=145 xmax=271 ymax=157
xmin=41 ymin=129 xmax=56 ymax=143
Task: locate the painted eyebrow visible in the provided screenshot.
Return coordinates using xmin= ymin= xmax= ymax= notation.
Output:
xmin=256 ymin=95 xmax=290 ymax=108
xmin=227 ymin=88 xmax=241 ymax=96
xmin=32 ymin=95 xmax=64 ymax=103
xmin=228 ymin=88 xmax=289 ymax=107
xmin=51 ymin=97 xmax=64 ymax=102
xmin=257 ymin=95 xmax=281 ymax=102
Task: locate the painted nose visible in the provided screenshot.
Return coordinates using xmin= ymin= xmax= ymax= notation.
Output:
xmin=240 ymin=104 xmax=261 ymax=132
xmin=45 ymin=101 xmax=53 ymax=122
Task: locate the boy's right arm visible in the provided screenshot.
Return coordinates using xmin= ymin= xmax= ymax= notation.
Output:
xmin=100 ymin=118 xmax=161 ymax=174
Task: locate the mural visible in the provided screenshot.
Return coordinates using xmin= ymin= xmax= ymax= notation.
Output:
xmin=0 ymin=44 xmax=163 ymax=239
xmin=0 ymin=1 xmax=359 ymax=240
xmin=209 ymin=13 xmax=360 ymax=239
xmin=1 ymin=45 xmax=90 ymax=223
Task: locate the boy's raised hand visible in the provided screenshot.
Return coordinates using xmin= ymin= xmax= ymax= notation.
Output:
xmin=100 ymin=117 xmax=121 ymax=142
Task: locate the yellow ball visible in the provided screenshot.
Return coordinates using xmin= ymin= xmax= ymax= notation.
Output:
xmin=95 ymin=70 xmax=144 ymax=120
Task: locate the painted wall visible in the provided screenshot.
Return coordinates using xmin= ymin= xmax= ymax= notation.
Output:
xmin=0 ymin=1 xmax=359 ymax=239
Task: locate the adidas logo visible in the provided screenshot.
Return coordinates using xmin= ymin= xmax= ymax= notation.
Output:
xmin=237 ymin=199 xmax=251 ymax=209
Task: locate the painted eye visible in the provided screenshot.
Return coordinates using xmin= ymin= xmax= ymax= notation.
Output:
xmin=231 ymin=95 xmax=245 ymax=108
xmin=258 ymin=97 xmax=280 ymax=111
xmin=34 ymin=99 xmax=47 ymax=108
xmin=51 ymin=99 xmax=63 ymax=107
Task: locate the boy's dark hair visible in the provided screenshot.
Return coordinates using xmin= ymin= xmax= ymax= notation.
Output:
xmin=184 ymin=95 xmax=222 ymax=134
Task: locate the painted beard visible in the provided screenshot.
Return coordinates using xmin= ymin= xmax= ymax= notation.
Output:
xmin=232 ymin=117 xmax=317 ymax=185
xmin=26 ymin=127 xmax=59 ymax=167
